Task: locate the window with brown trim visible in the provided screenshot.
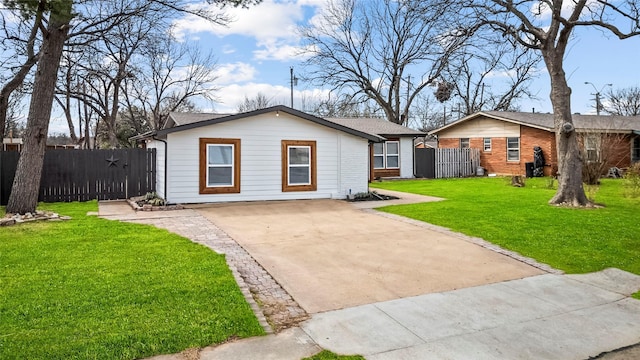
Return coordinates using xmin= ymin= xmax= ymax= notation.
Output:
xmin=199 ymin=138 xmax=241 ymax=194
xmin=282 ymin=140 xmax=317 ymax=192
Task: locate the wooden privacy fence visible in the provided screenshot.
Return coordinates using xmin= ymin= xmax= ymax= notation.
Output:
xmin=415 ymin=148 xmax=480 ymax=179
xmin=0 ymin=148 xmax=156 ymax=205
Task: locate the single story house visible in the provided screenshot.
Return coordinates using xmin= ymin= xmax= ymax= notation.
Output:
xmin=429 ymin=111 xmax=640 ymax=176
xmin=133 ymin=105 xmax=423 ymax=204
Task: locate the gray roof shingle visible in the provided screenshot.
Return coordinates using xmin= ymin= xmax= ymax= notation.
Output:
xmin=326 ymin=117 xmax=425 ymax=137
xmin=431 ymin=111 xmax=640 ymax=134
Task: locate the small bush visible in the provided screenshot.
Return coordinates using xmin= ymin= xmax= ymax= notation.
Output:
xmin=623 ymin=163 xmax=640 ymax=198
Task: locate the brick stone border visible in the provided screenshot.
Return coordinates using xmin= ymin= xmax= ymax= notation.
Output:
xmin=123 ymin=213 xmax=308 ymax=333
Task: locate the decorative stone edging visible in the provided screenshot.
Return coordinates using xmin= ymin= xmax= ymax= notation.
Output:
xmin=1 ymin=211 xmax=71 ymax=227
xmin=126 ymin=198 xmax=184 ymax=212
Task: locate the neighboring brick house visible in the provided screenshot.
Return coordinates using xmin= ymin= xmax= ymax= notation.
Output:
xmin=429 ymin=111 xmax=640 ymax=176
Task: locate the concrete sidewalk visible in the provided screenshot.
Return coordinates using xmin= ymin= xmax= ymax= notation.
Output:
xmin=199 ymin=268 xmax=640 ymax=360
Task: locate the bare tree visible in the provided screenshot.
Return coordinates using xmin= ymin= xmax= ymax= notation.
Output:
xmin=123 ymin=34 xmax=219 ymax=131
xmin=236 ymin=93 xmax=274 ymax=112
xmin=605 ymin=86 xmax=640 ymax=116
xmin=6 ymin=0 xmax=73 ymax=214
xmin=0 ymin=3 xmax=43 ymax=138
xmin=299 ymin=0 xmax=471 ymax=125
xmin=5 ymin=0 xmax=262 ymax=214
xmin=443 ymin=32 xmax=540 ymax=115
xmin=465 ymin=0 xmax=640 ymax=207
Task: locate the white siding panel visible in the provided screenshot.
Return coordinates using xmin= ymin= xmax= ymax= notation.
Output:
xmin=339 ymin=133 xmax=369 ymax=197
xmin=399 ymin=137 xmax=415 ymax=178
xmin=146 ymin=140 xmax=165 ymax=199
xmin=438 ymin=118 xmax=520 ymax=138
xmin=164 ymin=112 xmax=368 ymax=203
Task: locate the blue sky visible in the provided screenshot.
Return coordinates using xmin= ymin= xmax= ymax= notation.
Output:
xmin=49 ymin=0 xmax=640 ymax=134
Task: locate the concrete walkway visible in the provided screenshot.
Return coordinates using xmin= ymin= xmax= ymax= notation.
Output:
xmin=199 ymin=268 xmax=640 ymax=360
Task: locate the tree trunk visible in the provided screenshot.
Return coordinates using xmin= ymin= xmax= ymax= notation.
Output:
xmin=6 ymin=3 xmax=73 ymax=214
xmin=546 ymin=55 xmax=590 ymax=206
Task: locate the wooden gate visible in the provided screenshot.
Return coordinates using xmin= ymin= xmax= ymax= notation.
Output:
xmin=0 ymin=149 xmax=156 ymax=205
xmin=435 ymin=148 xmax=480 ymax=178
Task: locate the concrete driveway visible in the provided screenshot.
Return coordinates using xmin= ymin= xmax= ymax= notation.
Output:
xmin=193 ymin=198 xmax=545 ymax=314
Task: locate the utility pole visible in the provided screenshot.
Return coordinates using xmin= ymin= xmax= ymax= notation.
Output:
xmin=290 ymin=67 xmax=298 ymax=109
xmin=584 ymin=82 xmax=612 ymax=115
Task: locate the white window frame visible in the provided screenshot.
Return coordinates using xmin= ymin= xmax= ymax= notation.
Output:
xmin=507 ymin=137 xmax=520 ymax=161
xmin=460 ymin=138 xmax=470 ymax=149
xmin=483 ymin=138 xmax=492 ymax=152
xmin=206 ymin=144 xmax=234 ymax=187
xmin=373 ymin=142 xmax=385 ymax=169
xmin=287 ymin=145 xmax=311 ymax=186
xmin=385 ymin=141 xmax=400 ymax=169
xmin=584 ymin=134 xmax=600 ymax=162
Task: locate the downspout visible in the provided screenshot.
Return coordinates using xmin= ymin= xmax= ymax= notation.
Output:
xmin=413 ymin=136 xmax=419 ymax=178
xmin=152 ymin=135 xmax=168 ymax=204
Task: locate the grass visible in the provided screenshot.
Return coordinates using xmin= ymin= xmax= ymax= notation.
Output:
xmin=303 ymin=350 xmax=366 ymax=360
xmin=371 ymin=177 xmax=640 ymax=275
xmin=0 ymin=201 xmax=264 ymax=360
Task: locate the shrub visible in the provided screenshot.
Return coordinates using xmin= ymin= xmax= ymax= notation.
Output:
xmin=623 ymin=163 xmax=640 ymax=198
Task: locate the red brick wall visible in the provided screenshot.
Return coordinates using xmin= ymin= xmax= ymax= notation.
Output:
xmin=438 ymin=126 xmax=557 ymax=176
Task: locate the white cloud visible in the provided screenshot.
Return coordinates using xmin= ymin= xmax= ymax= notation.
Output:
xmin=173 ymin=0 xmax=327 ymax=62
xmin=213 ymin=62 xmax=258 ymax=85
xmin=221 ymin=44 xmax=236 ymax=54
xmin=174 ymin=0 xmax=304 ymax=42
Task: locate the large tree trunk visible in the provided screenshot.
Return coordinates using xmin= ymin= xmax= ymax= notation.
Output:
xmin=545 ymin=53 xmax=590 ymax=207
xmin=6 ymin=3 xmax=73 ymax=214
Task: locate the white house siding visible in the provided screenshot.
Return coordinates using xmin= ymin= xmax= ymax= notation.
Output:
xmin=438 ymin=117 xmax=520 ymax=138
xmin=338 ymin=133 xmax=369 ymax=197
xmin=164 ymin=112 xmax=369 ymax=204
xmin=146 ymin=140 xmax=166 ymax=199
xmin=399 ymin=137 xmax=415 ymax=178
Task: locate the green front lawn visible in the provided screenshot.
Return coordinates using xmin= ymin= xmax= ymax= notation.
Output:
xmin=0 ymin=201 xmax=264 ymax=360
xmin=371 ymin=178 xmax=640 ymax=276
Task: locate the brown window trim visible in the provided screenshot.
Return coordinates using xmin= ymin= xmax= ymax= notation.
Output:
xmin=199 ymin=138 xmax=241 ymax=194
xmin=282 ymin=140 xmax=317 ymax=192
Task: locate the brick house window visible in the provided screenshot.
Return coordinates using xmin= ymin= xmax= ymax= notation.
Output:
xmin=483 ymin=138 xmax=492 ymax=152
xmin=584 ymin=134 xmax=600 ymax=162
xmin=199 ymin=138 xmax=241 ymax=194
xmin=632 ymin=137 xmax=640 ymax=162
xmin=460 ymin=138 xmax=470 ymax=149
xmin=373 ymin=141 xmax=400 ymax=169
xmin=507 ymin=137 xmax=520 ymax=161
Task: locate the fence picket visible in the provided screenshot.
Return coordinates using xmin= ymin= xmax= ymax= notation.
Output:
xmin=431 ymin=148 xmax=480 ymax=179
xmin=0 ymin=149 xmax=155 ymax=205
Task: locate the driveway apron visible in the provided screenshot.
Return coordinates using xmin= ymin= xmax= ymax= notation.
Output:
xmin=193 ymin=199 xmax=545 ymax=314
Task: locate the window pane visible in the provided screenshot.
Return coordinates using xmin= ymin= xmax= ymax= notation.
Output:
xmin=484 ymin=138 xmax=491 ymax=151
xmin=373 ymin=143 xmax=384 ymax=155
xmin=507 ymin=150 xmax=519 ymax=161
xmin=374 ymin=156 xmax=384 ymax=168
xmin=289 ymin=166 xmax=310 ymax=184
xmin=460 ymin=138 xmax=470 ymax=149
xmin=208 ymin=145 xmax=232 ymax=165
xmin=208 ymin=167 xmax=232 ymax=186
xmin=387 ymin=155 xmax=399 ymax=168
xmin=507 ymin=137 xmax=519 ymax=148
xmin=289 ymin=147 xmax=310 ymax=165
xmin=386 ymin=142 xmax=399 ymax=154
